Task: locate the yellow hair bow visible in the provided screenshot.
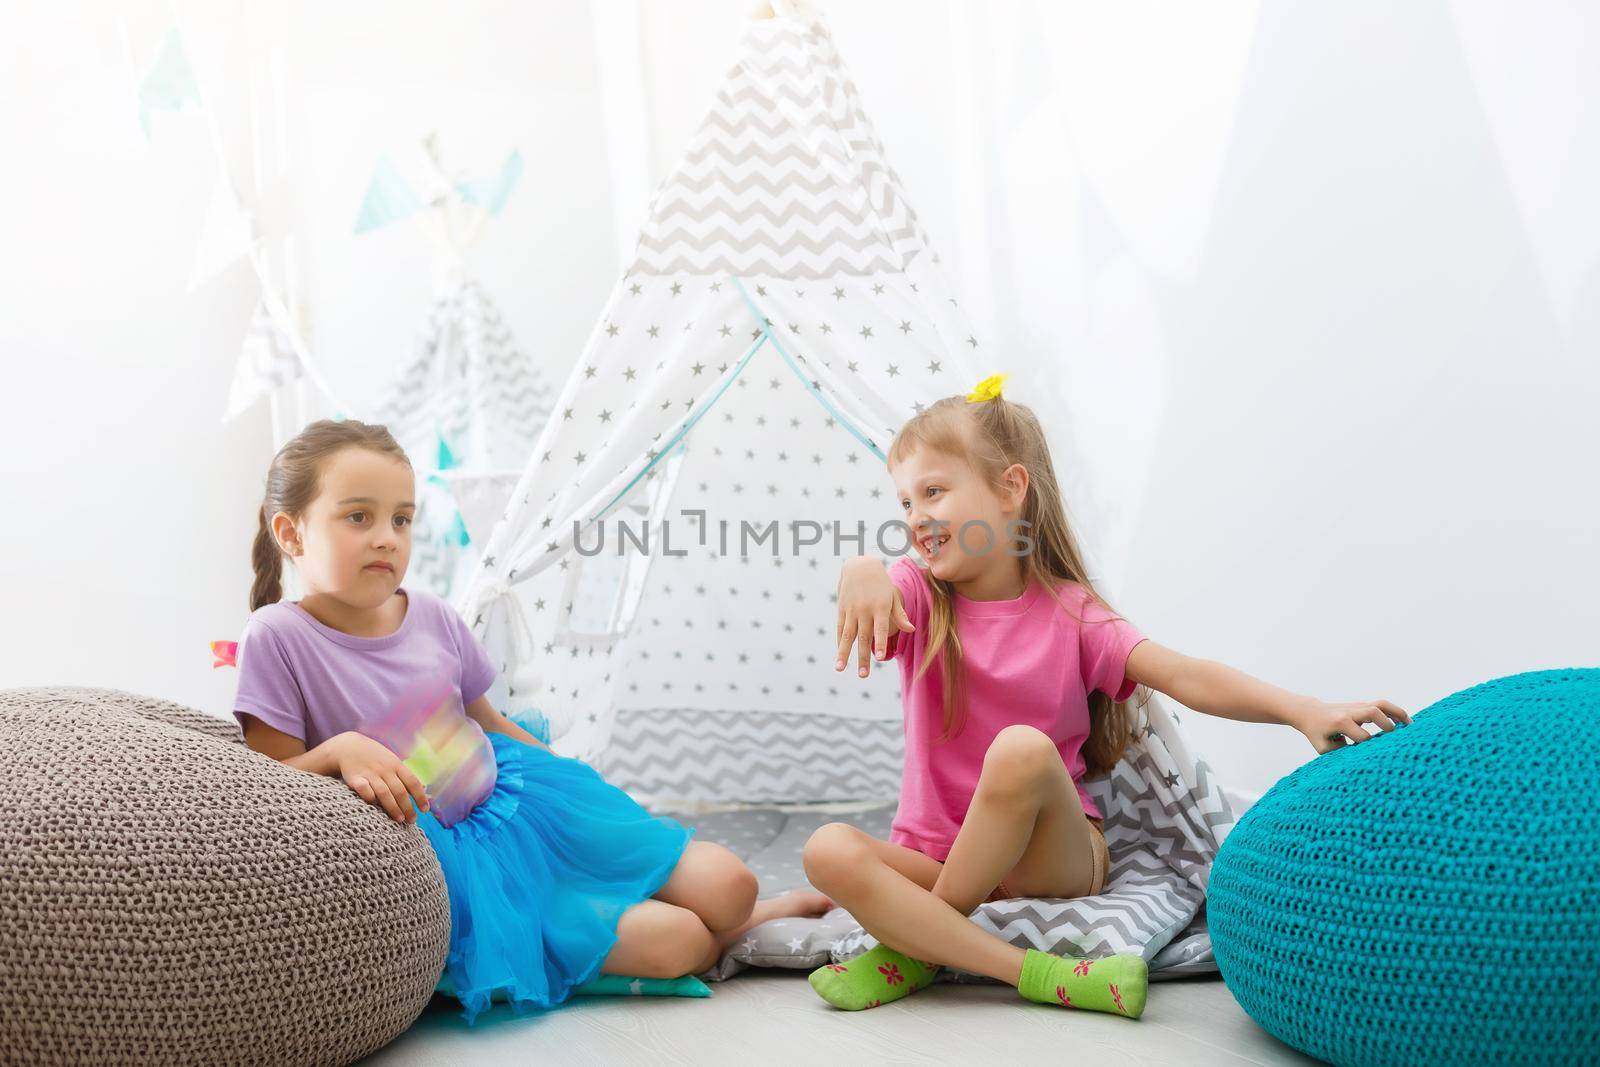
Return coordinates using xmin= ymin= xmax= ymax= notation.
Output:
xmin=966 ymin=373 xmax=1009 ymax=403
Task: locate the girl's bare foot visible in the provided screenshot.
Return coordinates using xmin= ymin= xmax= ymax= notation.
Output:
xmin=754 ymin=889 xmax=836 ymax=922
xmin=716 ymin=889 xmax=838 ymax=954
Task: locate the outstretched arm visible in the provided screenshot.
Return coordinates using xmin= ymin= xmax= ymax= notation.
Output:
xmin=1124 ymin=640 xmax=1411 ymax=754
xmin=465 ymin=694 xmax=550 ymax=750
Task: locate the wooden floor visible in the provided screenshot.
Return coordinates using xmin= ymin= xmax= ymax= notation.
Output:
xmin=362 ymin=971 xmax=1317 ymax=1066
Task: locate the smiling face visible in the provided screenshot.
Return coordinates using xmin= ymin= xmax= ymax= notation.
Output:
xmin=272 ymin=447 xmax=414 ymax=609
xmin=889 ymin=441 xmax=1027 ymax=588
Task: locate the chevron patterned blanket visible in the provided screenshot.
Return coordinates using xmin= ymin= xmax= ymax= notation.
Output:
xmin=677 ymin=694 xmax=1238 ymax=982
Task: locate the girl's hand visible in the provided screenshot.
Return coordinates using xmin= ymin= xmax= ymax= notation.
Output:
xmin=835 ymin=556 xmax=914 ymax=678
xmin=1290 ymin=698 xmax=1412 ymax=755
xmin=329 ymin=731 xmax=432 ymax=824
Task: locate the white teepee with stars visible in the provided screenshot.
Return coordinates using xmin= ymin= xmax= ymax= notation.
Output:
xmin=457 ymin=6 xmax=985 ymax=804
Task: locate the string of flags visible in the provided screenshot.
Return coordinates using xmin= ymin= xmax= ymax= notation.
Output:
xmin=125 ymin=18 xmax=335 ymax=423
xmin=134 ymin=26 xmax=202 ymax=138
xmin=131 ymin=17 xmax=530 ymax=447
xmin=353 ymin=148 xmax=524 ymax=235
xmin=133 ymin=22 xmax=540 ymax=656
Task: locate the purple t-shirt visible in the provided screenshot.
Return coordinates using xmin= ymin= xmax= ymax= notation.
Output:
xmin=233 ymin=587 xmax=500 ymax=826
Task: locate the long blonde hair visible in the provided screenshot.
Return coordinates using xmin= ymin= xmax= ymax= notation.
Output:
xmin=887 ymin=395 xmax=1146 ymax=774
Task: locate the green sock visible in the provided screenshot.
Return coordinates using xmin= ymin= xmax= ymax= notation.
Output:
xmin=808 ymin=944 xmax=941 ymax=1010
xmin=1017 ymin=948 xmax=1148 ymax=1019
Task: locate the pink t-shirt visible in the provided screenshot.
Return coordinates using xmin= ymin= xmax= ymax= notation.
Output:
xmin=883 ymin=557 xmax=1147 ymax=861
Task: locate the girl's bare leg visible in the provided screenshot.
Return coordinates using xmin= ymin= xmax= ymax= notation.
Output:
xmin=652 ymin=841 xmax=761 ymax=934
xmin=604 ymin=842 xmax=836 ymax=977
xmin=602 ymin=900 xmax=719 ymax=978
xmin=931 ymin=725 xmax=1099 ymax=913
xmin=803 ymin=725 xmax=1098 ymax=986
xmin=805 ymin=824 xmax=1027 ymax=983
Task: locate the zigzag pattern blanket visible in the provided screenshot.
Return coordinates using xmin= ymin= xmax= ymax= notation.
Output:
xmin=668 ymin=694 xmax=1238 ymax=981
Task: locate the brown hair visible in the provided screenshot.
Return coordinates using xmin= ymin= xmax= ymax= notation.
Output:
xmin=250 ymin=419 xmax=411 ymax=611
xmin=887 ymin=395 xmax=1147 ymax=774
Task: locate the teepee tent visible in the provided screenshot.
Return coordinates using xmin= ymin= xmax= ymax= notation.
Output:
xmin=457 ymin=5 xmax=1239 ymax=978
xmin=366 ymin=142 xmax=556 ymax=599
xmin=371 ymin=278 xmax=556 ymax=596
xmin=458 ymin=7 xmax=983 ymax=803
xmin=373 ymin=278 xmax=555 ymax=484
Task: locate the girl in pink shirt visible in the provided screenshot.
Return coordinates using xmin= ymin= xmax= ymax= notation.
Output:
xmin=804 ymin=379 xmax=1412 ymax=1018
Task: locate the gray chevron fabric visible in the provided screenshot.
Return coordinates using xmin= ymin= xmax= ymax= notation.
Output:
xmin=370 ymin=279 xmax=554 ymax=599
xmin=598 ymin=708 xmax=903 ymax=804
xmin=372 ymin=280 xmax=554 ymax=473
xmin=631 ymin=14 xmax=932 ymax=279
xmin=223 ymin=299 xmax=302 ymax=421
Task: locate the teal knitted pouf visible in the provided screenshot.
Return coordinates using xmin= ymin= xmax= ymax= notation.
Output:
xmin=1210 ymin=669 xmax=1600 ymax=1066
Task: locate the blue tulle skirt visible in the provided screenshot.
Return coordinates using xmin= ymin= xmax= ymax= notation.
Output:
xmin=419 ymin=731 xmax=694 ymax=1025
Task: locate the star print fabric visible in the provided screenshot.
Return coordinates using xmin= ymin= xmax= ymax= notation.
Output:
xmin=458 ymin=269 xmax=983 ymax=782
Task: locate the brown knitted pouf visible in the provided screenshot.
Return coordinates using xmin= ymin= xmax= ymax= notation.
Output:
xmin=0 ymin=687 xmax=450 ymax=1066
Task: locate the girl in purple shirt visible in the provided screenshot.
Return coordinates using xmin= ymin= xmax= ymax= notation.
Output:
xmin=235 ymin=419 xmax=830 ymax=1025
xmin=804 ymin=378 xmax=1412 ymax=1018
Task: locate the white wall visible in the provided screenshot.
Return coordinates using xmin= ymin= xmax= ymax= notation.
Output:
xmin=1 ymin=0 xmax=1594 ymax=798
